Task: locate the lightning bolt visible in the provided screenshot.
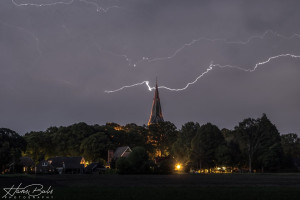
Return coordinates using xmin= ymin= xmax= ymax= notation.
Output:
xmin=11 ymin=0 xmax=122 ymax=13
xmin=79 ymin=0 xmax=121 ymax=13
xmin=104 ymin=54 xmax=300 ymax=93
xmin=9 ymin=1 xmax=300 ymax=95
xmin=11 ymin=0 xmax=75 ymax=7
xmin=107 ymin=30 xmax=300 ymax=68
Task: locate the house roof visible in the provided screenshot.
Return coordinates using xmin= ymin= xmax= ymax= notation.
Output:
xmin=64 ymin=157 xmax=84 ymax=169
xmin=48 ymin=156 xmax=84 ymax=169
xmin=19 ymin=157 xmax=34 ymax=167
xmin=113 ymin=146 xmax=132 ymax=159
xmin=36 ymin=160 xmax=54 ymax=169
xmin=85 ymin=162 xmax=105 ymax=171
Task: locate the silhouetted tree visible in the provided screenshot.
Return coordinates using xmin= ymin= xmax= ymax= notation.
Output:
xmin=281 ymin=133 xmax=300 ymax=169
xmin=256 ymin=114 xmax=282 ymax=172
xmin=24 ymin=131 xmax=49 ymax=164
xmin=191 ymin=123 xmax=225 ymax=170
xmin=148 ymin=121 xmax=177 ymax=157
xmin=0 ymin=128 xmax=26 ymax=173
xmin=235 ymin=117 xmax=260 ymax=173
xmin=116 ymin=147 xmax=151 ymax=174
xmin=108 ymin=123 xmax=147 ymax=150
xmin=235 ymin=114 xmax=282 ymax=172
xmin=172 ymin=122 xmax=200 ymax=166
xmin=80 ymin=132 xmax=110 ymax=162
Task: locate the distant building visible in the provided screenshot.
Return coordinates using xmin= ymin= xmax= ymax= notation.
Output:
xmin=37 ymin=156 xmax=87 ymax=174
xmin=4 ymin=157 xmax=35 ymax=174
xmin=36 ymin=160 xmax=55 ymax=174
xmin=107 ymin=146 xmax=132 ymax=166
xmin=113 ymin=146 xmax=132 ymax=159
xmin=148 ymin=79 xmax=164 ymax=125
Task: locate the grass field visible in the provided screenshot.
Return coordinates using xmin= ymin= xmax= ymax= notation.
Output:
xmin=1 ymin=174 xmax=300 ymax=200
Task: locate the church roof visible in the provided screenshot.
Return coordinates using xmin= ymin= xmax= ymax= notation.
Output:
xmin=148 ymin=79 xmax=164 ymax=125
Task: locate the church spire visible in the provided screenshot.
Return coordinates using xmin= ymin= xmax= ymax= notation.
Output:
xmin=148 ymin=78 xmax=164 ymax=125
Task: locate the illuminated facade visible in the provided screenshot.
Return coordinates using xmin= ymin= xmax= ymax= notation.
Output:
xmin=148 ymin=79 xmax=164 ymax=125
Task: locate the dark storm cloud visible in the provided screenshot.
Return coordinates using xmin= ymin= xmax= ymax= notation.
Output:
xmin=1 ymin=0 xmax=300 ymax=134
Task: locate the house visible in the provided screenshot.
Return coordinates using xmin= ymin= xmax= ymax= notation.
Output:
xmin=4 ymin=157 xmax=35 ymax=174
xmin=20 ymin=157 xmax=35 ymax=173
xmin=107 ymin=146 xmax=132 ymax=167
xmin=37 ymin=156 xmax=87 ymax=174
xmin=85 ymin=163 xmax=106 ymax=174
xmin=36 ymin=160 xmax=55 ymax=174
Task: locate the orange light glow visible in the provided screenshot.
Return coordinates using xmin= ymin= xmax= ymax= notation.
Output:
xmin=114 ymin=126 xmax=123 ymax=131
xmin=175 ymin=164 xmax=182 ymax=171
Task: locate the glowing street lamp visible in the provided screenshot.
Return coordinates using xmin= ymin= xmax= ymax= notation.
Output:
xmin=175 ymin=164 xmax=181 ymax=171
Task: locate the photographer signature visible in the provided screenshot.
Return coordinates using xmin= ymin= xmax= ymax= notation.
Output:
xmin=2 ymin=183 xmax=53 ymax=198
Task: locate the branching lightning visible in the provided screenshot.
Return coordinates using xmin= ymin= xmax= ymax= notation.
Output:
xmin=107 ymin=30 xmax=300 ymax=68
xmin=11 ymin=0 xmax=122 ymax=13
xmin=9 ymin=1 xmax=300 ymax=95
xmin=11 ymin=0 xmax=75 ymax=7
xmin=104 ymin=54 xmax=300 ymax=93
xmin=79 ymin=0 xmax=121 ymax=13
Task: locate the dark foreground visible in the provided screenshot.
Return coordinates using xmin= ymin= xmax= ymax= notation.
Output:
xmin=1 ymin=173 xmax=300 ymax=200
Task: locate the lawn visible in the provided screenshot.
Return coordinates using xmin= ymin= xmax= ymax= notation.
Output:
xmin=1 ymin=174 xmax=300 ymax=200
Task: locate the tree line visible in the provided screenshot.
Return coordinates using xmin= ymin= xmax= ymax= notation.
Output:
xmin=1 ymin=113 xmax=300 ymax=173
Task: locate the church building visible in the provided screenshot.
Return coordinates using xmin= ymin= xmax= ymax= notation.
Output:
xmin=148 ymin=79 xmax=164 ymax=125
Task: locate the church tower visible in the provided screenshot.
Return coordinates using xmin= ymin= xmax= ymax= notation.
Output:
xmin=148 ymin=79 xmax=164 ymax=125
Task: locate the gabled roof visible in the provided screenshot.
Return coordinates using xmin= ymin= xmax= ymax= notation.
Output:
xmin=48 ymin=156 xmax=84 ymax=169
xmin=48 ymin=157 xmax=64 ymax=168
xmin=19 ymin=157 xmax=34 ymax=167
xmin=113 ymin=146 xmax=132 ymax=159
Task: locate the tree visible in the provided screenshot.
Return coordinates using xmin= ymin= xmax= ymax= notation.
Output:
xmin=80 ymin=132 xmax=110 ymax=162
xmin=109 ymin=123 xmax=147 ymax=150
xmin=214 ymin=144 xmax=232 ymax=167
xmin=0 ymin=128 xmax=26 ymax=173
xmin=256 ymin=114 xmax=282 ymax=171
xmin=126 ymin=147 xmax=150 ymax=174
xmin=24 ymin=131 xmax=49 ymax=164
xmin=116 ymin=147 xmax=151 ymax=174
xmin=148 ymin=121 xmax=177 ymax=157
xmin=281 ymin=133 xmax=300 ymax=169
xmin=235 ymin=118 xmax=261 ymax=173
xmin=65 ymin=122 xmax=96 ymax=156
xmin=172 ymin=122 xmax=200 ymax=166
xmin=116 ymin=157 xmax=131 ymax=174
xmin=281 ymin=133 xmax=300 ymax=158
xmin=235 ymin=114 xmax=283 ymax=172
xmin=222 ymin=129 xmax=244 ymax=168
xmin=191 ymin=123 xmax=225 ymax=170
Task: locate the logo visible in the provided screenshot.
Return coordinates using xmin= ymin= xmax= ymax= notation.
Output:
xmin=2 ymin=183 xmax=53 ymax=199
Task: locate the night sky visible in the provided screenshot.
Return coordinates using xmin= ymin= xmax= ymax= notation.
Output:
xmin=1 ymin=0 xmax=300 ymax=134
